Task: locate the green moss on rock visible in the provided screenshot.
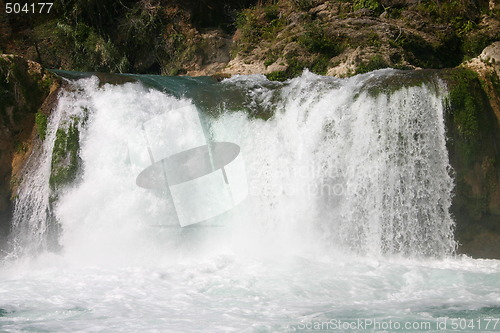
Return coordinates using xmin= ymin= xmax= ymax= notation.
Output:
xmin=362 ymin=69 xmax=434 ymax=97
xmin=441 ymin=67 xmax=500 ymax=258
xmin=442 ymin=68 xmax=486 ymax=166
xmin=49 ymin=121 xmax=80 ymax=190
xmin=35 ymin=112 xmax=48 ymax=140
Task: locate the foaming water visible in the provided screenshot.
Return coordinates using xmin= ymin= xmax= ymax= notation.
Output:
xmin=1 ymin=254 xmax=499 ymax=332
xmin=1 ymin=70 xmax=498 ymax=332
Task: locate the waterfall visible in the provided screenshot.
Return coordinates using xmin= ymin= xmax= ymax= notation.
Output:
xmin=7 ymin=69 xmax=456 ymax=261
xmin=8 ymin=80 xmax=93 ymax=257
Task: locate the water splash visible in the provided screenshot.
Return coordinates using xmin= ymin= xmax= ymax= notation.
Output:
xmin=7 ymin=69 xmax=456 ymax=262
xmin=213 ymin=70 xmax=455 ymax=257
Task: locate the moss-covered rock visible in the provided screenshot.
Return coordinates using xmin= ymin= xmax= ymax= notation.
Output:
xmin=49 ymin=121 xmax=81 ymax=191
xmin=441 ymin=67 xmax=500 ymax=259
xmin=35 ymin=112 xmax=48 ymax=140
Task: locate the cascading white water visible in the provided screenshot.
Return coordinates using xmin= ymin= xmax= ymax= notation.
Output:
xmin=212 ymin=71 xmax=455 ymax=258
xmin=2 ymin=70 xmax=499 ymax=333
xmin=8 ymin=69 xmax=455 ymax=261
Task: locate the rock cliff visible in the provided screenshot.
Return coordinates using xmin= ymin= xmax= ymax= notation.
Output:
xmin=0 ymin=55 xmax=59 ymax=248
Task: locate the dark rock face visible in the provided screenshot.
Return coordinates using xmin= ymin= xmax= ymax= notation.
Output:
xmin=441 ymin=67 xmax=500 ymax=259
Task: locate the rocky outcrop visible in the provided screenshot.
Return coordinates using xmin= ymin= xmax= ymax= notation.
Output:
xmin=0 ymin=55 xmax=59 ymax=248
xmin=463 ymin=41 xmax=500 ymax=126
xmin=217 ymin=0 xmax=499 ymax=79
xmin=1 ymin=0 xmax=498 ymax=78
xmin=444 ymin=42 xmax=500 ymax=259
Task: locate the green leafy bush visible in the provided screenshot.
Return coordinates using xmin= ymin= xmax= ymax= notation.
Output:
xmin=353 ymin=0 xmax=382 ymax=14
xmin=461 ymin=32 xmax=495 ymax=60
xmin=236 ymin=5 xmax=285 ymax=53
xmin=56 ymin=22 xmax=129 ymax=73
xmin=266 ymin=71 xmax=288 ymax=82
xmin=298 ymin=24 xmax=346 ymax=57
xmin=356 ymin=55 xmax=388 ymax=74
xmin=414 ymin=0 xmax=483 ymax=26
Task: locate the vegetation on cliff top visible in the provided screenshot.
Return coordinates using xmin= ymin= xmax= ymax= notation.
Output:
xmin=1 ymin=0 xmax=256 ymax=74
xmin=0 ymin=56 xmax=51 ymax=116
xmin=0 ymin=0 xmax=498 ymax=77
